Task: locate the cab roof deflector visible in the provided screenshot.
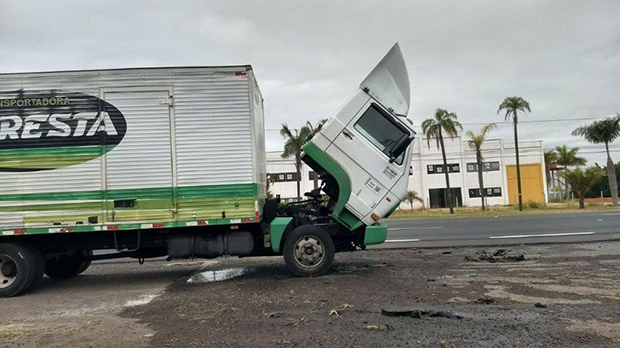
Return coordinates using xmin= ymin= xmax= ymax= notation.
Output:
xmin=360 ymin=43 xmax=410 ymax=117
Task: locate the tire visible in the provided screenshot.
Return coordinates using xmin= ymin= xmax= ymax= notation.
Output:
xmin=283 ymin=225 xmax=335 ymax=277
xmin=22 ymin=244 xmax=45 ymax=288
xmin=76 ymin=251 xmax=93 ymax=275
xmin=45 ymin=251 xmax=91 ymax=279
xmin=0 ymin=243 xmax=38 ymax=297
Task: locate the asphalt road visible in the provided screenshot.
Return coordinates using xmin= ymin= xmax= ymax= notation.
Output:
xmin=380 ymin=210 xmax=620 ymax=248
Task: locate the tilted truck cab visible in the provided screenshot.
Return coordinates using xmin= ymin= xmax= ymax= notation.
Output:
xmin=304 ymin=44 xmax=414 ymax=231
xmin=0 ymin=44 xmax=414 ymax=297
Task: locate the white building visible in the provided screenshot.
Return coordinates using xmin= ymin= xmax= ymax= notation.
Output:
xmin=407 ymin=134 xmax=547 ymax=209
xmin=266 ymin=134 xmax=548 ymax=208
xmin=266 ymin=152 xmax=320 ymax=202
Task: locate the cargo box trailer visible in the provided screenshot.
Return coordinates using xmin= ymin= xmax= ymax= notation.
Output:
xmin=0 ymin=43 xmax=415 ymax=297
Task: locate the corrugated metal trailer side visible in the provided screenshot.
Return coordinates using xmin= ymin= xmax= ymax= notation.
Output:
xmin=0 ymin=66 xmax=265 ymax=236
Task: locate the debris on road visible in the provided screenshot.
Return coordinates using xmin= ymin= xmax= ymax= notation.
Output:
xmin=263 ymin=312 xmax=282 ymax=318
xmin=465 ymin=249 xmax=525 ymax=263
xmin=285 ymin=317 xmax=308 ymax=328
xmin=329 ymin=304 xmax=353 ymax=318
xmin=476 ymin=297 xmax=497 ymax=305
xmin=381 ymin=306 xmax=462 ymax=319
xmin=410 ymin=310 xmax=463 ymax=320
xmin=535 ymin=302 xmax=548 ymax=308
xmin=364 ymin=324 xmax=392 ymax=331
xmin=380 ymin=305 xmax=416 ymax=317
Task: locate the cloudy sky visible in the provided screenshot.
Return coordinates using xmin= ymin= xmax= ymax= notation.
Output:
xmin=1 ymin=1 xmax=619 ymax=164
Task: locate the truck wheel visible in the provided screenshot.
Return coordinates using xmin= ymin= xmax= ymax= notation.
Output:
xmin=283 ymin=225 xmax=335 ymax=277
xmin=23 ymin=244 xmax=45 ymax=287
xmin=0 ymin=243 xmax=38 ymax=297
xmin=76 ymin=251 xmax=93 ymax=275
xmin=45 ymin=251 xmax=91 ymax=279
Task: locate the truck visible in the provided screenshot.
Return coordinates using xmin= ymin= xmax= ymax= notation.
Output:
xmin=0 ymin=43 xmax=415 ymax=297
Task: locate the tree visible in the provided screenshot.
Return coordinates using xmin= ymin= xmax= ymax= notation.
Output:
xmin=280 ymin=120 xmax=327 ymax=200
xmin=572 ymin=115 xmax=620 ymax=207
xmin=466 ymin=123 xmax=497 ymax=211
xmin=563 ymin=167 xmax=605 ymax=209
xmin=544 ymin=150 xmax=558 ymax=187
xmin=498 ymin=96 xmax=531 ymax=211
xmin=555 ymin=145 xmax=587 ymax=200
xmin=404 ymin=190 xmax=424 ymax=210
xmin=421 ymin=108 xmax=463 ymax=214
xmin=305 ymin=119 xmax=328 ymax=189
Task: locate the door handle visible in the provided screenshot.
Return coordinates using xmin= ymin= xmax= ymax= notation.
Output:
xmin=342 ymin=130 xmax=354 ymax=140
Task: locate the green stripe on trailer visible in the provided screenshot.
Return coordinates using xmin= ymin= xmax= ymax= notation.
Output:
xmin=1 ymin=216 xmax=258 ymax=236
xmin=0 ymin=183 xmax=258 ymax=202
xmin=0 ymin=145 xmax=117 ymax=170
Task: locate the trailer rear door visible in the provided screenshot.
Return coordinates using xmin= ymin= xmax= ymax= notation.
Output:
xmin=102 ymin=88 xmax=176 ymax=223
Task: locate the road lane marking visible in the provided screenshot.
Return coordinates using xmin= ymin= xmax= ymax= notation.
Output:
xmin=390 ymin=227 xmax=443 ymax=231
xmin=489 ymin=232 xmax=595 ymax=239
xmin=385 ymin=239 xmax=421 ymax=243
xmin=601 ymin=213 xmax=620 ymax=216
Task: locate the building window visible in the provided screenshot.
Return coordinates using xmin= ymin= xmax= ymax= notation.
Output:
xmin=467 ymin=161 xmax=500 ymax=172
xmin=469 ymin=187 xmax=502 ymax=198
xmin=267 ymin=172 xmax=298 ymax=182
xmin=427 ymin=164 xmax=459 ymax=174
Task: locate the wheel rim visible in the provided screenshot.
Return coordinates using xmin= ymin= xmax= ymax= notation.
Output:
xmin=0 ymin=255 xmax=18 ymax=288
xmin=293 ymin=235 xmax=325 ymax=269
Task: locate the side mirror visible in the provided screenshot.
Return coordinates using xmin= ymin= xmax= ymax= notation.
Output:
xmin=388 ymin=136 xmax=412 ymax=162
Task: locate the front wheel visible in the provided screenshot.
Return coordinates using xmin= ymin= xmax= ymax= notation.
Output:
xmin=283 ymin=225 xmax=335 ymax=277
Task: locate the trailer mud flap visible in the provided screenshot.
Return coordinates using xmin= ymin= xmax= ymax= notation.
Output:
xmin=269 ymin=217 xmax=293 ymax=252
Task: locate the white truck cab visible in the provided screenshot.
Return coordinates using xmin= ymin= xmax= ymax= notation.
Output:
xmin=302 ymin=43 xmax=415 ymax=230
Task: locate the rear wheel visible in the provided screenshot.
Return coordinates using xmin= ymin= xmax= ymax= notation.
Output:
xmin=45 ymin=251 xmax=91 ymax=279
xmin=283 ymin=225 xmax=335 ymax=277
xmin=23 ymin=244 xmax=45 ymax=287
xmin=0 ymin=243 xmax=39 ymax=297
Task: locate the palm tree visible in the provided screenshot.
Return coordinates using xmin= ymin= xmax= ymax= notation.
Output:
xmin=544 ymin=150 xmax=558 ymax=186
xmin=555 ymin=145 xmax=587 ymax=200
xmin=280 ymin=124 xmax=312 ymax=200
xmin=572 ymin=115 xmax=620 ymax=207
xmin=305 ymin=119 xmax=328 ymax=189
xmin=280 ymin=120 xmax=327 ymax=199
xmin=563 ymin=167 xmax=605 ymax=209
xmin=404 ymin=190 xmax=424 ymax=210
xmin=498 ymin=96 xmax=531 ymax=211
xmin=466 ymin=123 xmax=497 ymax=211
xmin=544 ymin=150 xmax=558 ymax=198
xmin=421 ymin=108 xmax=463 ymax=214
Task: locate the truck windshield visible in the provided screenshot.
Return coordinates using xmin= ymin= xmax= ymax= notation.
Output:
xmin=354 ymin=104 xmax=410 ymax=162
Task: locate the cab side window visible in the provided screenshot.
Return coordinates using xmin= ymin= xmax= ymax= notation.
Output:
xmin=353 ymin=104 xmax=409 ymax=163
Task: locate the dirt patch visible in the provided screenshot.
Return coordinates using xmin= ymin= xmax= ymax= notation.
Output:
xmin=566 ymin=319 xmax=620 ymax=343
xmin=123 ymin=241 xmax=620 ymax=347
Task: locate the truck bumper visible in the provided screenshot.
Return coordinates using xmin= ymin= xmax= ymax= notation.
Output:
xmin=363 ymin=225 xmax=387 ymax=245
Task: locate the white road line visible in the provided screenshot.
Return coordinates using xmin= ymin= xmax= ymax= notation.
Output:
xmin=601 ymin=213 xmax=620 ymax=216
xmin=390 ymin=227 xmax=443 ymax=231
xmin=489 ymin=232 xmax=595 ymax=239
xmin=385 ymin=239 xmax=421 ymax=243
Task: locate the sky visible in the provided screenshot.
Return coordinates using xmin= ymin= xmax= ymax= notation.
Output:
xmin=1 ymin=0 xmax=619 ymax=165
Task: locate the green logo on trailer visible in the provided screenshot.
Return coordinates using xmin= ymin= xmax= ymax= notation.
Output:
xmin=0 ymin=90 xmax=127 ymax=171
